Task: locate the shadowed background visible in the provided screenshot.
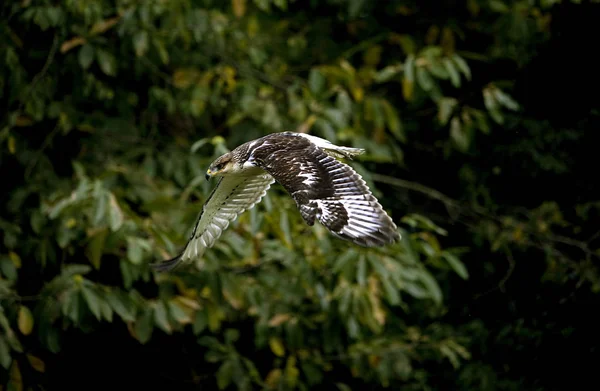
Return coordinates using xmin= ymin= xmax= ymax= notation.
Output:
xmin=1 ymin=0 xmax=599 ymax=389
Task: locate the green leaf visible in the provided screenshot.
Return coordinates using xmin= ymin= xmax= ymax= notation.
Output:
xmin=336 ymin=90 xmax=353 ymax=115
xmin=442 ymin=253 xmax=469 ymax=279
xmin=451 ymin=54 xmax=471 ymax=80
xmin=269 ymin=336 xmax=285 ymax=357
xmin=416 ymin=67 xmax=434 ymax=91
xmin=404 ymin=55 xmax=415 ymax=82
xmin=450 ymin=117 xmax=469 ymax=152
xmin=135 ymin=307 xmax=154 ymax=344
xmin=193 ymin=310 xmax=208 ymax=335
xmin=17 ymin=306 xmax=34 ymax=336
xmin=381 ymin=276 xmax=401 ymax=305
xmin=418 ymin=268 xmax=443 ymax=304
xmin=308 ymin=69 xmax=326 ymax=95
xmin=324 ymin=108 xmax=348 ymax=129
xmin=0 ymin=257 xmax=17 ymax=280
xmin=437 ymin=97 xmax=458 ymax=125
xmin=85 ymin=228 xmax=108 ymax=269
xmin=93 ymin=187 xmax=107 ymax=226
xmin=336 ymin=383 xmax=353 ymax=391
xmin=153 ymin=301 xmax=172 ymax=334
xmin=106 ymin=290 xmax=135 ymax=322
xmin=374 ymin=64 xmax=402 ymax=83
xmin=30 ymin=209 xmax=45 ymax=234
xmin=168 ymin=301 xmax=191 ymax=325
xmin=96 ymin=49 xmax=117 ymax=76
xmin=127 ymin=237 xmax=143 ymax=265
xmin=493 ymin=88 xmax=520 ymax=111
xmin=279 ymin=209 xmax=292 ymax=246
xmin=216 ymin=360 xmax=233 ymax=390
xmin=82 ymin=286 xmax=102 ymax=320
xmin=63 ymin=290 xmax=81 ymax=323
xmin=153 ymin=38 xmax=169 ymax=64
xmin=78 ymin=45 xmax=94 ymax=70
xmin=381 ymin=99 xmax=405 ymax=142
xmin=107 ymin=193 xmax=123 ymax=231
xmin=133 ymin=30 xmax=149 ymax=57
xmin=356 ymin=254 xmax=367 ymax=286
xmin=0 ymin=335 xmax=11 ymax=369
xmin=443 ymin=58 xmax=461 ymax=87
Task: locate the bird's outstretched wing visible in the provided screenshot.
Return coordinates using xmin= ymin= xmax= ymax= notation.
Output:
xmin=153 ymin=173 xmax=274 ymax=271
xmin=252 ymin=134 xmax=400 ymax=247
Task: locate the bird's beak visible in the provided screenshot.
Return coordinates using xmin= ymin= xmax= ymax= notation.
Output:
xmin=205 ymin=169 xmax=212 ymax=181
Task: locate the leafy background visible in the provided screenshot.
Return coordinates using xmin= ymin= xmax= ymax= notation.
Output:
xmin=1 ymin=0 xmax=599 ymax=390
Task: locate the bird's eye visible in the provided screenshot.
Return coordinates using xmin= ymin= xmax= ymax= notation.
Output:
xmin=215 ymin=163 xmax=224 ymax=170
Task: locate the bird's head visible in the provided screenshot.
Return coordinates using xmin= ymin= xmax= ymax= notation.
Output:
xmin=206 ymin=153 xmax=237 ymax=180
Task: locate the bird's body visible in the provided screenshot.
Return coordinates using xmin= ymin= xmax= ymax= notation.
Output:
xmin=154 ymin=132 xmax=400 ymax=271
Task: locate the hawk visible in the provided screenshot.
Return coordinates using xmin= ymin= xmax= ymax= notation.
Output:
xmin=154 ymin=132 xmax=399 ymax=271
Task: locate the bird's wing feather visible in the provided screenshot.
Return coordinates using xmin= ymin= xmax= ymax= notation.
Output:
xmin=252 ymin=134 xmax=399 ymax=247
xmin=153 ymin=173 xmax=274 ymax=271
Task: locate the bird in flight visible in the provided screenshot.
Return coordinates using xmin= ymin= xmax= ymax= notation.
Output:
xmin=153 ymin=132 xmax=399 ymax=271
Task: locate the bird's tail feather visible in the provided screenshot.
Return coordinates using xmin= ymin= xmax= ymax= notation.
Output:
xmin=151 ymin=253 xmax=183 ymax=272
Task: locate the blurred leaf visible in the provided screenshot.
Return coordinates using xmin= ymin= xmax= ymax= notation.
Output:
xmin=78 ymin=45 xmax=94 ymax=69
xmin=438 ymin=97 xmax=458 ymax=125
xmin=9 ymin=360 xmax=22 ymax=391
xmin=108 ymin=193 xmax=124 ymax=231
xmin=450 ymin=117 xmax=469 ymax=152
xmin=216 ymin=360 xmax=233 ymax=389
xmin=451 ymin=54 xmax=471 ymax=80
xmin=309 ymin=69 xmax=326 ymax=95
xmin=154 ymin=301 xmax=172 ymax=334
xmin=85 ymin=228 xmax=108 ymax=269
xmin=17 ymin=306 xmax=34 ymax=336
xmin=127 ymin=237 xmax=143 ymax=265
xmin=106 ymin=290 xmax=136 ymax=322
xmin=269 ymin=336 xmax=285 ymax=357
xmin=268 ymin=313 xmax=291 ymax=327
xmin=96 ymin=49 xmax=117 ymax=76
xmin=416 ymin=67 xmax=434 ymax=91
xmin=0 ymin=335 xmax=11 ymax=369
xmin=82 ymin=286 xmax=102 ymax=320
xmin=27 ymin=354 xmax=45 ymax=373
xmin=381 ymin=99 xmax=405 ymax=142
xmin=419 ymin=268 xmax=443 ymax=304
xmin=133 ymin=31 xmax=149 ymax=57
xmin=442 ymin=253 xmax=469 ymax=279
xmin=134 ymin=308 xmax=154 ymax=344
xmin=443 ymin=58 xmax=460 ymax=87
xmin=232 ymin=0 xmax=247 ymax=18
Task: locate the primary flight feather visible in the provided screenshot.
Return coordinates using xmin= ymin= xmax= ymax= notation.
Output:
xmin=154 ymin=132 xmax=400 ymax=271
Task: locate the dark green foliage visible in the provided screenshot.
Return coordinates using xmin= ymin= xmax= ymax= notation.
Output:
xmin=1 ymin=0 xmax=599 ymax=389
